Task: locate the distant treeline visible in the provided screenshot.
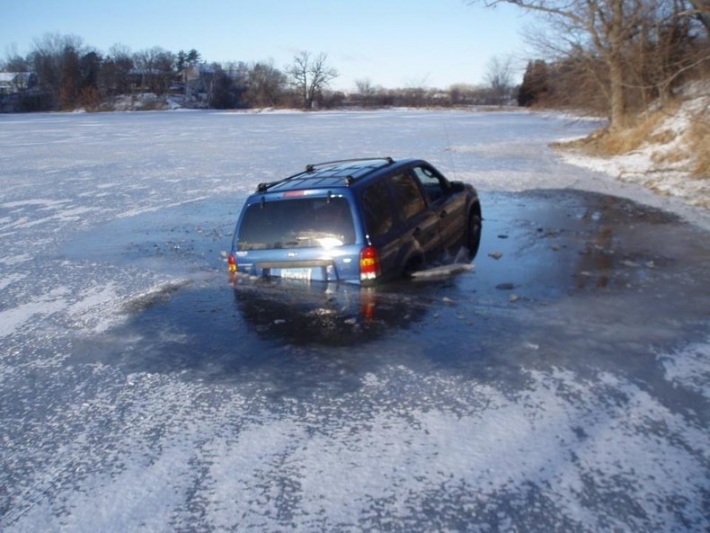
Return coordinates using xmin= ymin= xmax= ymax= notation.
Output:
xmin=2 ymin=16 xmax=709 ymax=119
xmin=0 ymin=34 xmax=521 ymax=113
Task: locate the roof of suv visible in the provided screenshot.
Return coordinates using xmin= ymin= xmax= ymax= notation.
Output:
xmin=256 ymin=157 xmax=417 ymax=193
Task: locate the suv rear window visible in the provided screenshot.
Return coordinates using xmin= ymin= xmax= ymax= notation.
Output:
xmin=237 ymin=197 xmax=355 ymax=251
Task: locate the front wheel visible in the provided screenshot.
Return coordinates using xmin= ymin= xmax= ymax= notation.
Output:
xmin=467 ymin=208 xmax=482 ymax=260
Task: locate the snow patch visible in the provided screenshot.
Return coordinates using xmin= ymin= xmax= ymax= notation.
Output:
xmin=0 ymin=272 xmax=27 ymax=291
xmin=659 ymin=339 xmax=710 ymax=400
xmin=0 ymin=288 xmax=70 ymax=338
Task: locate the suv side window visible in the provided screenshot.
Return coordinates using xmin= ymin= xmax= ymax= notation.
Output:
xmin=391 ymin=172 xmax=426 ymax=221
xmin=362 ymin=180 xmax=394 ymax=238
xmin=412 ymin=166 xmax=448 ymax=203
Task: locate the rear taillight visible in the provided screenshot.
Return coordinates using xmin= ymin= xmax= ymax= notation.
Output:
xmin=359 ymin=246 xmax=380 ymax=282
xmin=227 ymin=254 xmax=236 ymax=272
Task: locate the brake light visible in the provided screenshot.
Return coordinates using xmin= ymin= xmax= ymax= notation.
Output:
xmin=359 ymin=246 xmax=380 ymax=281
xmin=227 ymin=254 xmax=236 ymax=272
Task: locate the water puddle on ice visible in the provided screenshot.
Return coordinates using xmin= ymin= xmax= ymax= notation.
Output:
xmin=61 ymin=189 xmax=710 ymax=397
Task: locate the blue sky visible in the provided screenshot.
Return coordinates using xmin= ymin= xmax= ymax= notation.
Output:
xmin=1 ymin=0 xmax=529 ymax=90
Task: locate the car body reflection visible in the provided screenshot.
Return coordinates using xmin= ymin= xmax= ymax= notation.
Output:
xmin=231 ymin=274 xmax=431 ymax=346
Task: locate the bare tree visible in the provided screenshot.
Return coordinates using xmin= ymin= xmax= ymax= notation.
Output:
xmin=354 ymin=78 xmax=379 ymax=106
xmin=484 ymin=55 xmax=515 ymax=103
xmin=2 ymin=44 xmax=29 ymax=72
xmin=623 ymin=0 xmax=703 ymax=106
xmin=354 ymin=78 xmax=376 ymax=97
xmin=401 ymin=74 xmax=431 ymax=106
xmin=688 ymin=0 xmax=710 ymax=32
xmin=100 ymin=44 xmax=134 ymax=98
xmin=245 ymin=61 xmax=286 ymax=107
xmin=467 ymin=0 xmax=647 ymax=128
xmin=286 ymin=51 xmax=338 ymax=108
xmin=208 ymin=64 xmax=245 ymax=109
xmin=355 ymin=78 xmax=374 ymax=94
xmin=469 ymin=0 xmax=709 ymax=128
xmin=133 ymin=47 xmax=175 ymax=96
xmin=449 ymin=83 xmax=485 ymax=105
xmin=29 ymin=33 xmax=87 ymax=109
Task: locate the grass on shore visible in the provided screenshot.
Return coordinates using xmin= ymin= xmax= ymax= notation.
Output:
xmin=553 ymin=96 xmax=709 ymax=179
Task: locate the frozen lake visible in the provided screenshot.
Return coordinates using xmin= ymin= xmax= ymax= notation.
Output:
xmin=1 ymin=110 xmax=709 ymax=532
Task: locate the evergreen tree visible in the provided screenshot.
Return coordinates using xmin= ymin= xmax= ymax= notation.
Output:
xmin=518 ymin=60 xmax=548 ymax=107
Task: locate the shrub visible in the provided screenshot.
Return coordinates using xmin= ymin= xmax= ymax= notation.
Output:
xmin=688 ymin=116 xmax=710 ymax=177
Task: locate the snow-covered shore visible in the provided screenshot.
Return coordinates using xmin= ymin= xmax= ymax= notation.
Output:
xmin=553 ymin=90 xmax=710 ymax=223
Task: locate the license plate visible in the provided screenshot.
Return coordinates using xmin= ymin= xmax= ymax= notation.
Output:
xmin=280 ymin=268 xmax=312 ymax=281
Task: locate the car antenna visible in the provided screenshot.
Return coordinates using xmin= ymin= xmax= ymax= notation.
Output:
xmin=443 ymin=123 xmax=458 ymax=180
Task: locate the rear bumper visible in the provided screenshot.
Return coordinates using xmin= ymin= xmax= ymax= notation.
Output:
xmin=232 ymin=247 xmax=362 ymax=283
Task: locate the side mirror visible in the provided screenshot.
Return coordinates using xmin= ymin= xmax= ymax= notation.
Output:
xmin=449 ymin=181 xmax=465 ymax=193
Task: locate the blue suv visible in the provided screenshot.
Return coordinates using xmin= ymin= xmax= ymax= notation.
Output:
xmin=228 ymin=157 xmax=482 ymax=285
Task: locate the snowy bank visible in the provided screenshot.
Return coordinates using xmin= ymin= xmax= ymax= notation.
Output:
xmin=555 ymin=89 xmax=710 ymax=215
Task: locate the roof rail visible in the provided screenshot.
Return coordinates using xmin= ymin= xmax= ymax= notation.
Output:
xmin=256 ymin=157 xmax=395 ymax=192
xmin=305 ymin=157 xmax=394 ymax=173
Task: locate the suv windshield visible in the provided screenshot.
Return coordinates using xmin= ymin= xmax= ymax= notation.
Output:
xmin=237 ymin=197 xmax=355 ymax=251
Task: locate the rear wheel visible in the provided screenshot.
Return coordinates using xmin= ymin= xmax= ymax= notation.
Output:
xmin=402 ymin=255 xmax=424 ymax=279
xmin=467 ymin=207 xmax=482 ymax=260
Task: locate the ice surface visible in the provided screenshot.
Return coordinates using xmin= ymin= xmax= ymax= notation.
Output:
xmin=1 ymin=110 xmax=708 ymax=532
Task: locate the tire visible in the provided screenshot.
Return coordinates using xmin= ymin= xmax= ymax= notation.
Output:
xmin=402 ymin=255 xmax=424 ymax=279
xmin=467 ymin=207 xmax=482 ymax=260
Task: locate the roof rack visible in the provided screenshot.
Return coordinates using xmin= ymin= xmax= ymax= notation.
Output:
xmin=256 ymin=157 xmax=394 ymax=192
xmin=305 ymin=157 xmax=394 ymax=173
